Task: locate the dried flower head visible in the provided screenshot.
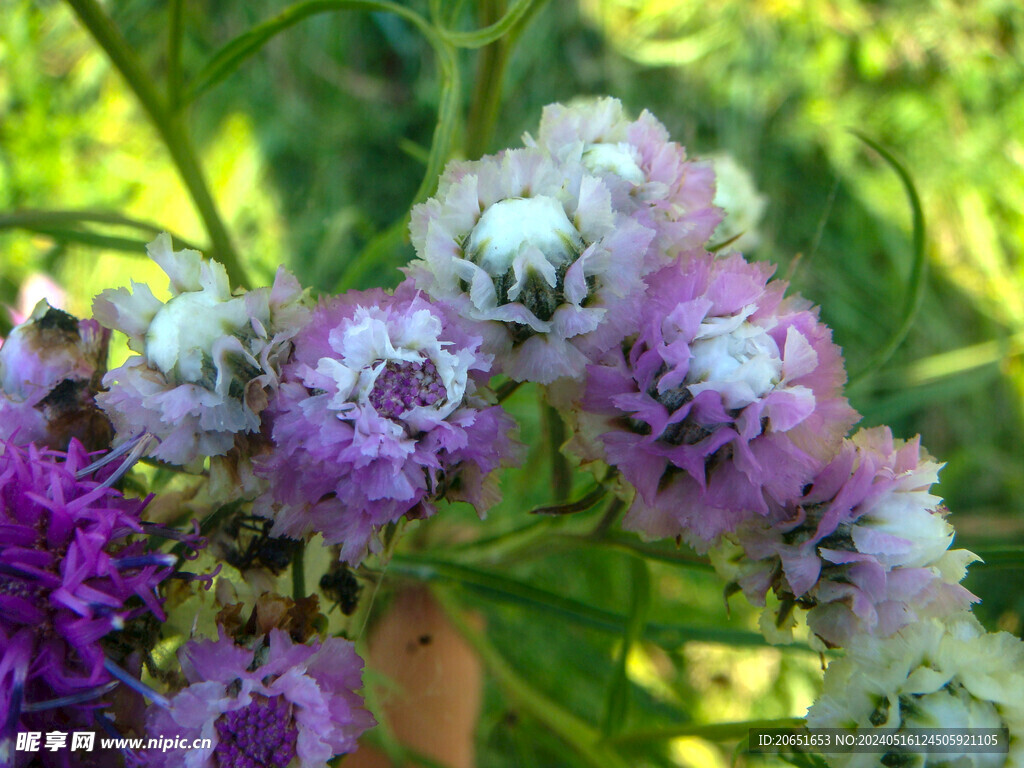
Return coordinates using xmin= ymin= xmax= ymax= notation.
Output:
xmin=0 ymin=300 xmax=111 ymax=450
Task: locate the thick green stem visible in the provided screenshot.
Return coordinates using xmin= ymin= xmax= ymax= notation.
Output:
xmin=63 ymin=0 xmax=249 ymax=288
xmin=464 ymin=0 xmax=510 ymax=158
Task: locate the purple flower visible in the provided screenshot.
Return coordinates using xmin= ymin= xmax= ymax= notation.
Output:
xmin=0 ymin=439 xmax=174 ymax=759
xmin=254 ymin=282 xmax=518 ymax=564
xmin=94 ymin=234 xmax=309 ymax=471
xmin=0 ymin=300 xmax=111 ymax=450
xmin=144 ymin=630 xmax=374 ymax=768
xmin=575 ymin=252 xmax=858 ymax=548
xmin=525 ymin=96 xmax=721 ymax=258
xmin=713 ymin=426 xmax=979 ymax=649
xmin=407 ymin=146 xmax=656 ymax=383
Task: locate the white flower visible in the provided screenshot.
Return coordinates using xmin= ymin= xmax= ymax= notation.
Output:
xmin=808 ymin=613 xmax=1024 ymax=768
xmin=707 ymin=153 xmax=767 ymax=251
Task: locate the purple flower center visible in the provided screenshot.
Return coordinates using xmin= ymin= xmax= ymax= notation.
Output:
xmin=214 ymin=694 xmax=298 ymax=768
xmin=367 ymin=358 xmax=447 ymax=420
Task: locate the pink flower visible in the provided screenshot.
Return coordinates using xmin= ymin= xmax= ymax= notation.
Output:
xmin=254 ymin=282 xmax=518 ymax=564
xmin=0 ymin=440 xmax=176 ymax=756
xmin=525 ymin=96 xmax=721 ymax=260
xmin=144 ymin=630 xmax=374 ymax=768
xmin=94 ymin=235 xmax=309 ymax=470
xmin=408 ymin=147 xmax=655 ymax=383
xmin=715 ymin=427 xmax=979 ymax=649
xmin=576 ymin=252 xmax=857 ymax=548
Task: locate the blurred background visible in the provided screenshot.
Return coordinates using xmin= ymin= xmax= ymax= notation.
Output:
xmin=2 ymin=1 xmax=1023 ymax=765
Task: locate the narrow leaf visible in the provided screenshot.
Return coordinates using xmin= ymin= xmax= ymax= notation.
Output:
xmin=183 ymin=1 xmax=439 ymax=105
xmin=847 ymin=131 xmax=927 ymax=384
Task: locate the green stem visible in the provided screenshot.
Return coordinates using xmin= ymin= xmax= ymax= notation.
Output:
xmin=434 ymin=588 xmax=632 ymax=768
xmin=847 ymin=131 xmax=926 ymax=385
xmin=62 ymin=0 xmax=249 ymax=287
xmin=604 ymin=717 xmax=806 ymax=746
xmin=543 ymin=401 xmax=571 ymax=504
xmin=291 ymin=545 xmax=306 ymax=600
xmin=167 ymin=0 xmax=184 ymax=110
xmin=464 ymin=0 xmax=510 ymax=158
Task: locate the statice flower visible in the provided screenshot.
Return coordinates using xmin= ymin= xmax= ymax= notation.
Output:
xmin=575 ymin=252 xmax=857 ymax=548
xmin=807 ymin=613 xmax=1024 ymax=768
xmin=408 ymin=146 xmax=655 ymax=383
xmin=144 ymin=630 xmax=374 ymax=768
xmin=711 ymin=426 xmax=979 ymax=649
xmin=0 ymin=439 xmax=174 ymax=762
xmin=525 ymin=96 xmax=721 ymax=258
xmin=0 ymin=300 xmax=111 ymax=450
xmin=94 ymin=234 xmax=309 ymax=470
xmin=706 ymin=152 xmax=768 ymax=251
xmin=254 ymin=282 xmax=518 ymax=564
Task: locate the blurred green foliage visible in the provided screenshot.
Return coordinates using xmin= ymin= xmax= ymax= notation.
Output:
xmin=2 ymin=0 xmax=1023 ymax=765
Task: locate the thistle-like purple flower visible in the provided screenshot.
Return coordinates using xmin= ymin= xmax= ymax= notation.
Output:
xmin=575 ymin=252 xmax=858 ymax=548
xmin=144 ymin=630 xmax=374 ymax=768
xmin=94 ymin=234 xmax=309 ymax=471
xmin=712 ymin=426 xmax=979 ymax=649
xmin=0 ymin=300 xmax=111 ymax=450
xmin=0 ymin=439 xmax=174 ymax=760
xmin=254 ymin=282 xmax=518 ymax=564
xmin=525 ymin=96 xmax=721 ymax=258
xmin=408 ymin=146 xmax=655 ymax=383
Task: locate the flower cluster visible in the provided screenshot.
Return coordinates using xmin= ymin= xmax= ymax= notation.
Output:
xmin=573 ymin=251 xmax=857 ymax=548
xmin=145 ymin=630 xmax=374 ymax=768
xmin=711 ymin=426 xmax=978 ymax=648
xmin=408 ymin=98 xmax=718 ymax=384
xmin=253 ymin=283 xmax=518 ymax=564
xmin=808 ymin=614 xmax=1024 ymax=767
xmin=94 ymin=234 xmax=309 ymax=471
xmin=0 ymin=440 xmax=172 ymax=758
xmin=0 ymin=300 xmax=111 ymax=450
xmin=3 ymin=95 xmax=1016 ymax=768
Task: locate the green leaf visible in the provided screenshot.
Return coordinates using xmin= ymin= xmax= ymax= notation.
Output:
xmin=389 ymin=553 xmax=785 ymax=650
xmin=183 ymin=1 xmax=440 ymax=105
xmin=0 ymin=209 xmax=201 ymax=251
xmin=601 ymin=556 xmax=651 ymax=736
xmin=529 ymin=483 xmax=607 ymax=516
xmin=847 ymin=131 xmax=927 ymax=385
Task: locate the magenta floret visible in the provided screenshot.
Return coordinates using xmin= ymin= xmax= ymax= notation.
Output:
xmin=144 ymin=630 xmax=374 ymax=768
xmin=253 ymin=282 xmax=519 ymax=564
xmin=574 ymin=251 xmax=858 ymax=548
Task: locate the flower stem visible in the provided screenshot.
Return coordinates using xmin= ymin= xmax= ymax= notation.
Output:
xmin=62 ymin=0 xmax=250 ymax=288
xmin=464 ymin=0 xmax=511 ymax=158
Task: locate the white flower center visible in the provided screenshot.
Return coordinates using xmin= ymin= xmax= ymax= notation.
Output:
xmin=685 ymin=316 xmax=782 ymax=410
xmin=465 ymin=196 xmax=584 ymax=277
xmin=582 ymin=142 xmax=645 ymax=185
xmin=145 ymin=291 xmax=250 ymax=384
